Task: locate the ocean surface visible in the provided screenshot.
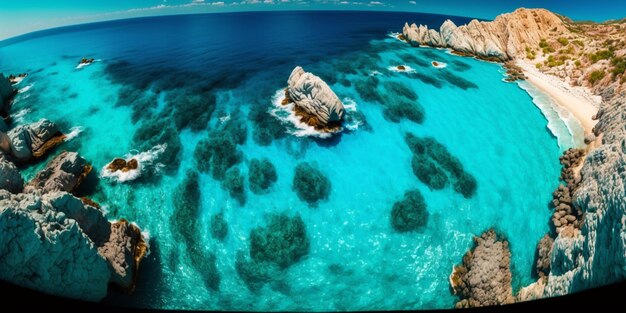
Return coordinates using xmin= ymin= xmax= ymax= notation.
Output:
xmin=0 ymin=11 xmax=572 ymax=310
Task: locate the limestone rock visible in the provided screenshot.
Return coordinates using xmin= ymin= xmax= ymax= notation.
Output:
xmin=0 ymin=155 xmax=23 ymax=193
xmin=0 ymin=190 xmax=147 ymax=301
xmin=24 ymin=151 xmax=92 ymax=194
xmin=5 ymin=119 xmax=64 ymax=161
xmin=286 ymin=66 xmax=345 ymax=127
xmin=535 ymin=234 xmax=554 ymax=278
xmin=402 ymin=8 xmax=568 ymax=61
xmin=450 ymin=229 xmax=515 ymax=308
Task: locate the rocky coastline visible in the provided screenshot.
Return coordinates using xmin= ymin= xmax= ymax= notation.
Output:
xmin=402 ymin=7 xmax=626 ymax=306
xmin=0 ymin=72 xmax=148 ymax=301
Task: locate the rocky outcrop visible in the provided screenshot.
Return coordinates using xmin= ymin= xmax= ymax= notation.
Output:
xmin=2 ymin=119 xmax=65 ymax=161
xmin=106 ymin=158 xmax=138 ymax=173
xmin=549 ymin=148 xmax=585 ymax=232
xmin=0 ymin=73 xmax=16 ymax=119
xmin=24 ymin=152 xmax=92 ymax=194
xmin=0 ymin=155 xmax=23 ymax=193
xmin=540 ymin=93 xmax=626 ymax=296
xmin=449 ymin=229 xmax=515 ymax=308
xmin=0 ymin=190 xmax=147 ymax=300
xmin=283 ymin=66 xmax=345 ymax=130
xmin=402 ymin=8 xmax=568 ymax=61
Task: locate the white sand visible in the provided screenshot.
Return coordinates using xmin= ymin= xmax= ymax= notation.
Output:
xmin=516 ymin=60 xmax=600 ymax=136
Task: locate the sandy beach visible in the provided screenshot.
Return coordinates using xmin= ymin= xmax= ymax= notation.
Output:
xmin=516 ymin=60 xmax=600 ymax=137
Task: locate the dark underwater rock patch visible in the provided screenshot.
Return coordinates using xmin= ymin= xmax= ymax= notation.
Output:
xmin=383 ymin=98 xmax=424 ymax=124
xmin=222 ymin=167 xmax=246 ymax=205
xmin=210 ymin=212 xmax=228 ymax=241
xmin=293 ymin=162 xmax=331 ymax=206
xmin=438 ymin=71 xmax=478 ymax=90
xmin=168 ymin=90 xmax=216 ymax=132
xmin=248 ymin=158 xmax=277 ymax=194
xmin=132 ymin=117 xmax=182 ymax=173
xmin=405 ymin=133 xmax=477 ymax=198
xmin=250 ymin=213 xmax=310 ymax=268
xmin=383 ymin=81 xmax=418 ymax=101
xmin=354 ymin=76 xmax=383 ymax=103
xmin=194 ymin=126 xmax=243 ymax=181
xmin=399 ymin=53 xmax=429 ymax=67
xmin=235 ymin=250 xmax=279 ymax=292
xmin=249 ymin=104 xmax=287 ymax=146
xmin=116 ymin=86 xmax=157 ymax=124
xmin=451 ymin=60 xmax=472 ymax=71
xmin=390 ymin=189 xmax=429 ymax=232
xmin=409 ymin=72 xmax=443 ymax=88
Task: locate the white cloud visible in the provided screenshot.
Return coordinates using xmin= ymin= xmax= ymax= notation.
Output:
xmin=212 ymin=1 xmax=225 ymax=5
xmin=339 ymin=0 xmax=349 ymax=3
xmin=263 ymin=0 xmax=274 ymax=3
xmin=370 ymin=1 xmax=383 ymax=4
xmin=409 ymin=0 xmax=416 ymax=4
xmin=192 ymin=0 xmax=205 ymax=3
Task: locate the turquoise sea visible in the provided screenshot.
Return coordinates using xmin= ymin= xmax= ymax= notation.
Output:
xmin=0 ymin=11 xmax=573 ymax=310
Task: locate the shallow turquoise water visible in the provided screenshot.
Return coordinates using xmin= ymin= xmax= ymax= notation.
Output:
xmin=0 ymin=11 xmax=568 ymax=310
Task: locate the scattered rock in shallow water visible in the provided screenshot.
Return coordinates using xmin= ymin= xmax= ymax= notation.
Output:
xmin=24 ymin=151 xmax=92 ymax=194
xmin=222 ymin=167 xmax=246 ymax=205
xmin=292 ymin=162 xmax=331 ymax=206
xmin=106 ymin=158 xmax=138 ymax=172
xmin=390 ymin=189 xmax=429 ymax=232
xmin=284 ymin=66 xmax=345 ymax=133
xmin=450 ymin=229 xmax=515 ymax=308
xmin=248 ymin=158 xmax=277 ymax=194
xmin=550 ymin=148 xmax=585 ymax=231
xmin=210 ymin=212 xmax=228 ymax=241
xmin=250 ymin=213 xmax=310 ymax=268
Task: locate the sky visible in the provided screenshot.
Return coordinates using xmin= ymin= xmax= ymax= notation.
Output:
xmin=1 ymin=0 xmax=625 ymax=40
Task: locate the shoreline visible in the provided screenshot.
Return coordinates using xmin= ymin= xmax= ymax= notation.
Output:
xmin=515 ymin=60 xmax=600 ymax=142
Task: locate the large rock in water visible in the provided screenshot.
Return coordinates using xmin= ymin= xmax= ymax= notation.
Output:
xmin=4 ymin=119 xmax=64 ymax=161
xmin=24 ymin=151 xmax=92 ymax=194
xmin=0 ymin=190 xmax=148 ymax=301
xmin=286 ymin=66 xmax=345 ymax=127
xmin=402 ymin=8 xmax=569 ymax=61
xmin=449 ymin=229 xmax=515 ymax=308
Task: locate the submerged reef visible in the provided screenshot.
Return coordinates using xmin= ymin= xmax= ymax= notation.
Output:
xmin=405 ymin=133 xmax=477 ymax=197
xmin=381 ymin=81 xmax=424 ymax=124
xmin=170 ymin=170 xmax=221 ymax=291
xmin=292 ymin=162 xmax=331 ymax=206
xmin=249 ymin=213 xmax=310 ymax=268
xmin=249 ymin=104 xmax=286 ymax=146
xmin=133 ymin=117 xmax=182 ymax=173
xmin=168 ymin=90 xmax=216 ymax=132
xmin=194 ymin=121 xmax=244 ymax=181
xmin=390 ymin=189 xmax=429 ymax=232
xmin=449 ymin=229 xmax=514 ymax=308
xmin=222 ymin=167 xmax=246 ymax=205
xmin=248 ymin=158 xmax=277 ymax=194
xmin=210 ymin=212 xmax=228 ymax=241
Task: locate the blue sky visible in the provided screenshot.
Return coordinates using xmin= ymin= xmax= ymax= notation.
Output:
xmin=1 ymin=0 xmax=625 ymax=40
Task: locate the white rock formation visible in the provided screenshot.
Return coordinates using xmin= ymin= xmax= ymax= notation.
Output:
xmin=0 ymin=190 xmax=147 ymax=301
xmin=0 ymin=155 xmax=23 ymax=193
xmin=3 ymin=119 xmax=63 ymax=161
xmin=402 ymin=8 xmax=569 ymax=61
xmin=286 ymin=66 xmax=345 ymax=126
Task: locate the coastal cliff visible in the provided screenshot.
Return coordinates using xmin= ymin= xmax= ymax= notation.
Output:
xmin=0 ymin=104 xmax=148 ymax=300
xmin=403 ymin=7 xmax=626 ymax=305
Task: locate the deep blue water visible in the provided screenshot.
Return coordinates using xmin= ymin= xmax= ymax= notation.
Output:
xmin=0 ymin=11 xmax=568 ymax=310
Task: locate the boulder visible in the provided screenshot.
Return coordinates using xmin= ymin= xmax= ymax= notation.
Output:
xmin=24 ymin=151 xmax=92 ymax=194
xmin=5 ymin=119 xmax=64 ymax=161
xmin=449 ymin=229 xmax=515 ymax=308
xmin=0 ymin=190 xmax=147 ymax=301
xmin=0 ymin=156 xmax=23 ymax=193
xmin=286 ymin=66 xmax=345 ymax=127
